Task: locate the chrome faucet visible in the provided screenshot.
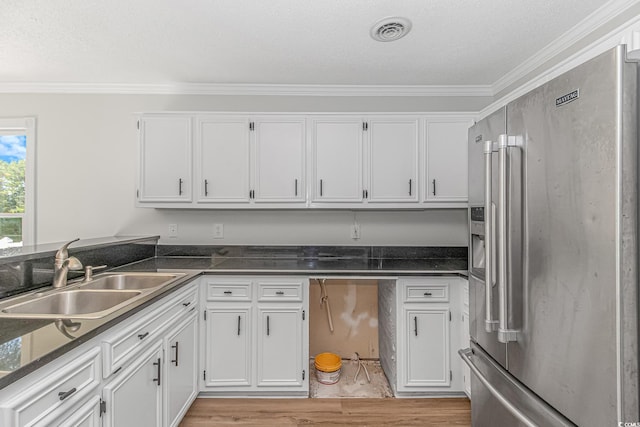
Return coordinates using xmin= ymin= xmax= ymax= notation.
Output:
xmin=53 ymin=238 xmax=83 ymax=288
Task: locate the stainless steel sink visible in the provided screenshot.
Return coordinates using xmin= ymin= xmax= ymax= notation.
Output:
xmin=0 ymin=272 xmax=187 ymax=319
xmin=0 ymin=290 xmax=142 ymax=319
xmin=78 ymin=273 xmax=181 ymax=291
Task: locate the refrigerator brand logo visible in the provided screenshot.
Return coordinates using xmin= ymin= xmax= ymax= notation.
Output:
xmin=475 ymin=135 xmax=482 ymax=143
xmin=555 ymin=89 xmax=579 ymax=107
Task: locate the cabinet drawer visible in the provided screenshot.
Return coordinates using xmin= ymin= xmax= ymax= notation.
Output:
xmin=0 ymin=348 xmax=100 ymax=427
xmin=206 ymin=281 xmax=252 ymax=301
xmin=102 ymin=284 xmax=197 ymax=376
xmin=405 ymin=284 xmax=449 ymax=303
xmin=257 ymin=281 xmax=303 ymax=302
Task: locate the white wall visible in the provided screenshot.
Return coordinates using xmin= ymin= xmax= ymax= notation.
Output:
xmin=0 ymin=94 xmax=485 ymax=246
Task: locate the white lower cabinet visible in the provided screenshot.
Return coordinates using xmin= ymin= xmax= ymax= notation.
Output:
xmin=461 ymin=279 xmax=471 ymax=397
xmin=164 ymin=311 xmax=199 ymax=427
xmin=204 ymin=307 xmax=252 ymax=387
xmin=201 ymin=276 xmax=309 ymax=395
xmin=101 ymin=342 xmax=164 ymax=427
xmin=396 ymin=277 xmax=464 ymax=395
xmin=256 ymin=307 xmax=304 ymax=387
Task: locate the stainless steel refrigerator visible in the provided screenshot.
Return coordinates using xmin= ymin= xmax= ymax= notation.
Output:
xmin=460 ymin=45 xmax=639 ymax=427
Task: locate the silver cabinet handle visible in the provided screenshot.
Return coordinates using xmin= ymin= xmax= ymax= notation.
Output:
xmin=432 ymin=179 xmax=436 ymax=196
xmin=223 ymin=291 xmax=232 ymax=295
xmin=153 ymin=358 xmax=161 ymax=386
xmin=497 ymin=134 xmax=518 ymax=343
xmin=320 ymin=179 xmax=323 ymax=197
xmin=58 ymin=387 xmax=76 ymax=401
xmin=204 ymin=179 xmax=208 ymax=196
xmin=275 ymin=291 xmax=285 ymax=295
xmin=294 ymin=179 xmax=298 ymax=196
xmin=237 ymin=315 xmax=241 ymax=336
xmin=409 ymin=179 xmax=412 ymax=196
xmin=178 ymin=178 xmax=183 ymax=196
xmin=414 ymin=316 xmax=418 ymax=336
xmin=137 ymin=332 xmax=149 ymax=340
xmin=484 ymin=140 xmax=498 ymax=333
xmin=266 ymin=315 xmax=270 ymax=336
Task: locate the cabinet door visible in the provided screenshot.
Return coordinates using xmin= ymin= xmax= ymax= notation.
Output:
xmin=196 ymin=117 xmax=251 ymax=203
xmin=102 ymin=342 xmax=163 ymax=427
xmin=425 ymin=120 xmax=469 ymax=201
xmin=58 ymin=395 xmax=101 ymax=427
xmin=139 ymin=116 xmax=192 ymax=203
xmin=204 ymin=307 xmax=252 ymax=387
xmin=461 ymin=309 xmax=471 ymax=397
xmin=368 ymin=118 xmax=419 ymax=202
xmin=253 ymin=118 xmax=306 ymax=203
xmin=165 ymin=313 xmax=198 ymax=427
xmin=404 ymin=308 xmax=450 ymax=387
xmin=256 ymin=307 xmax=304 ymax=387
xmin=311 ymin=118 xmax=363 ymax=202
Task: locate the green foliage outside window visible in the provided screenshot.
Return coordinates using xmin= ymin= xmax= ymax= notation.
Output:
xmin=0 ymin=159 xmax=25 ymax=214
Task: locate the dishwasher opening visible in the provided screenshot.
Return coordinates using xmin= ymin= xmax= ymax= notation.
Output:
xmin=308 ymin=277 xmax=396 ymax=398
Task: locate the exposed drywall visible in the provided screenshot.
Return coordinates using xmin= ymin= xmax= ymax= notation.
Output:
xmin=0 ymin=93 xmax=474 ymax=245
xmin=378 ymin=280 xmax=397 ymax=394
xmin=309 ymin=279 xmax=379 ymax=359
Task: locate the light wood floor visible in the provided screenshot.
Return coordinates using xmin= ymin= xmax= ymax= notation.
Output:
xmin=180 ymin=397 xmax=471 ymax=426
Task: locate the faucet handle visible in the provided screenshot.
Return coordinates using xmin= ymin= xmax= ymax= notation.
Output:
xmin=55 ymin=238 xmax=80 ymax=261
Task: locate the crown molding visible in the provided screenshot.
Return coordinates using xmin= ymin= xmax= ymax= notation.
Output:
xmin=491 ymin=0 xmax=640 ymax=95
xmin=0 ymin=82 xmax=493 ymax=97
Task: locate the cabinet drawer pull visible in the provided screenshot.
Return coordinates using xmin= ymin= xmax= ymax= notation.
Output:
xmin=295 ymin=179 xmax=298 ymax=196
xmin=58 ymin=387 xmax=77 ymax=401
xmin=171 ymin=341 xmax=179 ymax=367
xmin=153 ymin=358 xmax=161 ymax=386
xmin=432 ymin=179 xmax=437 ymax=196
xmin=223 ymin=291 xmax=233 ymax=295
xmin=182 ymin=302 xmax=191 ymax=307
xmin=275 ymin=291 xmax=285 ymax=295
xmin=414 ymin=316 xmax=418 ymax=337
xmin=179 ymin=178 xmax=183 ymax=196
xmin=237 ymin=315 xmax=241 ymax=336
xmin=204 ymin=179 xmax=209 ymax=196
xmin=409 ymin=179 xmax=412 ymax=196
xmin=320 ymin=179 xmax=323 ymax=197
xmin=424 ymin=292 xmax=433 ymax=297
xmin=137 ymin=332 xmax=149 ymax=340
xmin=267 ymin=315 xmax=270 ymax=336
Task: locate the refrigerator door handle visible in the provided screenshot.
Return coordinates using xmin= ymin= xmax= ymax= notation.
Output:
xmin=497 ymin=134 xmax=519 ymax=343
xmin=484 ymin=140 xmax=499 ymax=332
xmin=459 ymin=348 xmax=575 ymax=427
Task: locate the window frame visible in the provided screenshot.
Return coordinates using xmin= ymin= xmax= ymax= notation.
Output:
xmin=0 ymin=118 xmax=36 ymax=246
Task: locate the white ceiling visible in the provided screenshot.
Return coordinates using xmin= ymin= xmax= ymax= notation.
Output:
xmin=0 ymin=0 xmax=625 ymax=89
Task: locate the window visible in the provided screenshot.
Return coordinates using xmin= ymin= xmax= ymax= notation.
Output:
xmin=0 ymin=118 xmax=35 ymax=247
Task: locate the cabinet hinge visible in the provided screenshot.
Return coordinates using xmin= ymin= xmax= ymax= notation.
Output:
xmin=303 ymin=370 xmax=306 ymax=380
xmin=99 ymin=399 xmax=106 ymax=416
xmin=302 ymin=310 xmax=305 ymax=320
xmin=363 ymin=122 xmax=368 ymax=131
xmin=203 ymin=370 xmax=206 ymax=381
xmin=249 ymin=122 xmax=255 ymax=131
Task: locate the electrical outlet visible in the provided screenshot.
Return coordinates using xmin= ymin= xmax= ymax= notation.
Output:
xmin=168 ymin=224 xmax=178 ymax=238
xmin=213 ymin=223 xmax=224 ymax=239
xmin=350 ymin=223 xmax=360 ymax=239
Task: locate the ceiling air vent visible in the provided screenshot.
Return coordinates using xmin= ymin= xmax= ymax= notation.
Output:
xmin=370 ymin=17 xmax=412 ymax=42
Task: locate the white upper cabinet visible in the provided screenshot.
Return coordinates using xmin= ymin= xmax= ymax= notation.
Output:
xmin=425 ymin=119 xmax=470 ymax=202
xmin=138 ymin=115 xmax=192 ymax=203
xmin=137 ymin=112 xmax=471 ymax=209
xmin=311 ymin=117 xmax=364 ymax=202
xmin=196 ymin=117 xmax=251 ymax=203
xmin=367 ymin=118 xmax=419 ymax=203
xmin=253 ymin=118 xmax=306 ymax=203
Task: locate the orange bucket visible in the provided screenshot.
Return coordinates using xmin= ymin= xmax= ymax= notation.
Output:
xmin=314 ymin=353 xmax=342 ymax=384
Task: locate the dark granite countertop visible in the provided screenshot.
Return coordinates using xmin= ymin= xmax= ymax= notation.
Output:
xmin=118 ymin=256 xmax=468 ymax=275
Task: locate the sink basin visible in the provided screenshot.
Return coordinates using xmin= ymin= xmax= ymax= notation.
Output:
xmin=0 ymin=290 xmax=142 ymax=319
xmin=79 ymin=273 xmax=181 ymax=291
